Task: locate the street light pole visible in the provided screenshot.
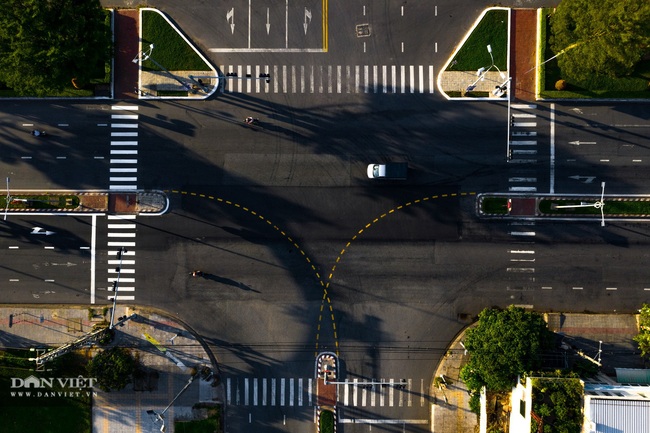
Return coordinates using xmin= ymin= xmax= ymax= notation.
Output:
xmin=553 ymin=182 xmax=607 ymax=226
xmin=466 ymin=45 xmax=504 ymax=92
xmin=147 ymin=375 xmax=195 ymax=432
xmin=109 ymin=247 xmax=127 ymax=329
xmin=132 ymin=44 xmax=193 ymax=92
xmin=3 ymin=177 xmax=10 ymax=221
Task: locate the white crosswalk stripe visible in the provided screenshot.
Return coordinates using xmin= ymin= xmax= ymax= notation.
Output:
xmin=509 ymin=104 xmax=539 ymax=193
xmin=224 ymin=377 xmax=424 ymax=407
xmin=220 ymin=64 xmax=436 ymax=94
xmin=106 ymin=106 xmax=139 ymax=301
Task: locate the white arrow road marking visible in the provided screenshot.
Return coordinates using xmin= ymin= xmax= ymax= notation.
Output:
xmin=569 ymin=175 xmax=596 ymax=183
xmin=304 ymin=8 xmax=311 ymax=34
xmin=31 ymin=227 xmax=56 ymax=236
xmin=227 ymin=8 xmax=235 ymax=34
xmin=266 ymin=8 xmax=270 ymax=34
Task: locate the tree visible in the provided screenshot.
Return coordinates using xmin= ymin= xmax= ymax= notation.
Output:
xmin=87 ymin=347 xmax=137 ymax=392
xmin=460 ymin=306 xmax=554 ymax=393
xmin=549 ymin=0 xmax=650 ymax=82
xmin=0 ymin=0 xmax=111 ymax=96
xmin=634 ymin=303 xmax=650 ymax=358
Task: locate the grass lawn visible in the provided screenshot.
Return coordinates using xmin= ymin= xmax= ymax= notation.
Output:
xmin=447 ymin=9 xmax=508 ymax=72
xmin=0 ymin=195 xmax=80 ymax=210
xmin=319 ymin=409 xmax=335 ymax=433
xmin=141 ymin=10 xmax=211 ymax=72
xmin=482 ymin=197 xmax=509 ymax=214
xmin=174 ymin=406 xmax=221 ymax=433
xmin=539 ymin=9 xmax=650 ymax=99
xmin=539 ymin=199 xmax=650 ymax=216
xmin=0 ymin=350 xmax=92 ymax=433
xmin=0 ymin=10 xmax=111 ymax=98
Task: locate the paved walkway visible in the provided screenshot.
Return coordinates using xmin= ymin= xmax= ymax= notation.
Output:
xmin=114 ymin=9 xmax=139 ymax=99
xmin=511 ymin=9 xmax=538 ymax=101
xmin=0 ymin=305 xmax=223 ymax=433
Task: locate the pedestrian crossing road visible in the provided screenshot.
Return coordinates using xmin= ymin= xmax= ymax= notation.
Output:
xmin=220 ymin=64 xmax=436 ymax=94
xmin=226 ymin=377 xmax=429 ymax=408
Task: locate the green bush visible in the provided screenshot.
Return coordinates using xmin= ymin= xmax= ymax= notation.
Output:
xmin=319 ymin=410 xmax=335 ymax=433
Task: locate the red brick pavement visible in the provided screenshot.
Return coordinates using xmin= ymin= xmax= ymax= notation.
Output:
xmin=114 ymin=10 xmax=139 ymax=100
xmin=511 ymin=9 xmax=537 ymax=101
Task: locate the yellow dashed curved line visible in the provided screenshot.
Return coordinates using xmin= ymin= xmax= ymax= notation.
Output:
xmin=324 ymin=192 xmax=477 ymax=316
xmin=165 ymin=190 xmax=339 ymax=355
xmin=167 ymin=190 xmax=476 ymax=358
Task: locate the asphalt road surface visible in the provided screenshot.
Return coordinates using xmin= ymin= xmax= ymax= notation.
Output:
xmin=4 ymin=1 xmax=650 ymax=432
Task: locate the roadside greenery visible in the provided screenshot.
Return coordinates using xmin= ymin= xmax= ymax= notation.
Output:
xmin=541 ymin=1 xmax=650 ymax=99
xmin=531 ymin=376 xmax=583 ymax=433
xmin=0 ymin=349 xmax=91 ymax=433
xmin=460 ymin=306 xmax=554 ymax=413
xmin=447 ymin=9 xmax=508 ymax=73
xmin=174 ymin=405 xmax=221 ymax=433
xmin=550 ymin=0 xmax=650 ymax=83
xmin=539 ymin=199 xmax=650 ymax=216
xmin=87 ymin=347 xmax=138 ymax=392
xmin=0 ymin=195 xmax=80 ymax=211
xmin=0 ymin=0 xmax=111 ymax=97
xmin=481 ymin=197 xmax=509 ymax=214
xmin=634 ymin=304 xmax=650 ymax=359
xmin=141 ymin=10 xmax=211 ymax=72
xmin=319 ymin=409 xmax=335 ymax=433
xmin=480 ymin=196 xmax=650 ymax=217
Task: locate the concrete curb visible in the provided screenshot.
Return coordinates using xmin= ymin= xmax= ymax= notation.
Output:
xmin=136 ymin=8 xmax=219 ymax=100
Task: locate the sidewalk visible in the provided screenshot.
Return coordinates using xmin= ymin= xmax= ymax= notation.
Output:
xmin=114 ymin=9 xmax=139 ymax=99
xmin=0 ymin=305 xmax=224 ymax=433
xmin=431 ymin=313 xmax=643 ymax=433
xmin=511 ymin=9 xmax=538 ymax=101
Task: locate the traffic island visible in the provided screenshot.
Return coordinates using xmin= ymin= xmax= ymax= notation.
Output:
xmin=2 ymin=190 xmax=168 ymax=215
xmin=316 ymin=352 xmax=338 ymax=433
xmin=477 ymin=193 xmax=650 ymax=223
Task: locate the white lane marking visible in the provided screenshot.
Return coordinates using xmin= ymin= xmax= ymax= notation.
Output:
xmin=510 ymin=140 xmax=537 ymax=145
xmin=509 ymin=250 xmax=535 ymax=254
xmin=112 ymin=106 xmax=139 ymax=110
xmin=512 ymin=113 xmax=536 ymax=118
xmin=109 ymin=185 xmax=137 ymax=190
xmin=509 ymin=187 xmax=537 ymax=192
xmin=90 ymin=214 xmax=97 ymax=304
xmin=111 ymin=123 xmax=138 ymax=128
xmin=573 ymin=287 xmax=583 ymax=290
xmin=511 ymin=104 xmax=536 ymax=109
xmin=109 ymin=159 xmax=137 ymax=164
xmin=111 ymin=141 xmax=138 ymax=146
xmin=110 ymin=177 xmax=138 ymax=182
xmin=512 ymin=122 xmax=537 ymax=127
xmin=510 ymin=231 xmax=536 ymax=236
xmin=506 ymin=268 xmax=535 ymax=273
xmin=509 ymin=177 xmax=537 ymax=182
xmin=110 ymin=168 xmax=137 ymax=172
xmin=108 ymin=233 xmax=136 ymax=238
xmin=107 ymin=224 xmax=136 ymax=229
xmin=110 ymin=150 xmax=138 ymax=155
xmin=550 ymin=103 xmax=556 ymax=194
xmin=111 ymin=114 xmax=138 ymax=120
xmin=111 ymin=132 xmax=138 ymax=137
xmin=107 ymin=295 xmax=135 ymax=300
xmin=107 ymin=241 xmax=136 ymax=247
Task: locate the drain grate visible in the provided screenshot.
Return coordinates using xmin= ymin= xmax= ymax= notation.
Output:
xmin=356 ymin=24 xmax=371 ymax=37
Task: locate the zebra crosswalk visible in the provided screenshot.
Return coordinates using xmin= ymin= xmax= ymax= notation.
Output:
xmin=225 ymin=377 xmax=428 ymax=408
xmin=220 ymin=64 xmax=436 ymax=94
xmin=106 ymin=105 xmax=140 ymax=301
xmin=509 ymin=103 xmax=540 ymax=193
